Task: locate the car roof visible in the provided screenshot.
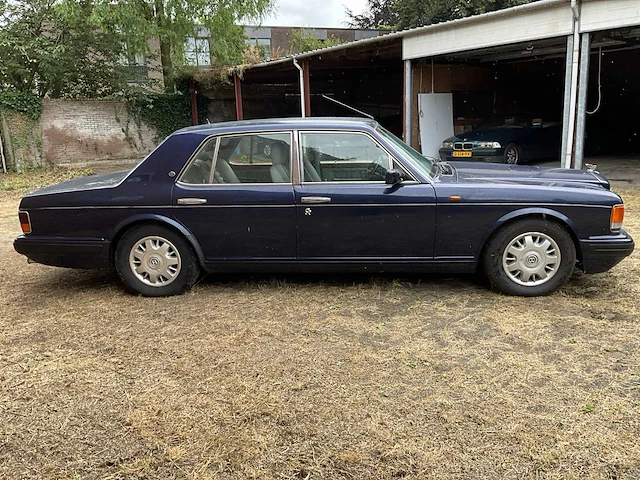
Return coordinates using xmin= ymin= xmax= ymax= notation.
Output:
xmin=173 ymin=117 xmax=380 ymax=136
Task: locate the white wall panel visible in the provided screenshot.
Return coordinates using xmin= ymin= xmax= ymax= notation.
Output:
xmin=403 ymin=1 xmax=572 ymax=60
xmin=580 ymin=0 xmax=640 ymax=33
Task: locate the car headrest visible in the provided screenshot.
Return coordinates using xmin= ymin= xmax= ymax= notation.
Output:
xmin=271 ymin=143 xmax=289 ymax=165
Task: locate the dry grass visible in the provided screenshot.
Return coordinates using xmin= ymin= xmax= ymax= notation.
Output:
xmin=1 ymin=178 xmax=639 ymax=479
xmin=0 ymin=168 xmax=94 ymax=196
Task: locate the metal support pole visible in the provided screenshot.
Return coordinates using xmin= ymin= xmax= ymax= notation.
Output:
xmin=574 ymin=33 xmax=590 ymax=170
xmin=403 ymin=59 xmax=413 ymax=143
xmin=189 ymin=79 xmax=199 ymax=126
xmin=560 ymin=35 xmax=573 ymax=167
xmin=292 ymin=58 xmax=306 ymax=117
xmin=563 ymin=0 xmax=581 ymax=169
xmin=234 ymin=74 xmax=243 ymax=121
xmin=302 ymin=58 xmax=311 ymax=117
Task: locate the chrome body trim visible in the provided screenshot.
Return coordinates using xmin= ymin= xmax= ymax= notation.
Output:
xmin=32 ymin=202 xmax=613 ymax=210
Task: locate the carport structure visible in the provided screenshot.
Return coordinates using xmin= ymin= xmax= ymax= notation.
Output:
xmin=207 ymin=0 xmax=640 ymax=169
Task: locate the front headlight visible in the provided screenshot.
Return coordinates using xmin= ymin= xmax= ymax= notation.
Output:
xmin=441 ymin=141 xmax=453 ymax=149
xmin=476 ymin=141 xmax=502 ymax=148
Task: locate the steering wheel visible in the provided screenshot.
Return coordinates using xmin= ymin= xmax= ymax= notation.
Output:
xmin=364 ymin=162 xmax=388 ymax=181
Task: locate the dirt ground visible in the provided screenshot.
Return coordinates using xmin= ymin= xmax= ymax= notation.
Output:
xmin=0 ymin=175 xmax=639 ymax=479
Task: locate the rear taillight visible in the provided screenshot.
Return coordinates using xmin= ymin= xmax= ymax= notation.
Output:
xmin=18 ymin=211 xmax=31 ymax=234
xmin=611 ymin=204 xmax=624 ymax=231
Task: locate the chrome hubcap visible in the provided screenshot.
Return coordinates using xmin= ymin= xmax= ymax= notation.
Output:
xmin=129 ymin=236 xmax=181 ymax=287
xmin=502 ymin=232 xmax=560 ymax=286
xmin=506 ymin=147 xmax=518 ymax=164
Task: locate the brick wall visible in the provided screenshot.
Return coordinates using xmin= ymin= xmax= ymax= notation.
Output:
xmin=42 ymin=99 xmax=158 ymax=167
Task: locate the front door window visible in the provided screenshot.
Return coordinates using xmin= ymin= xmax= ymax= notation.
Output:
xmin=300 ymin=132 xmax=391 ymax=182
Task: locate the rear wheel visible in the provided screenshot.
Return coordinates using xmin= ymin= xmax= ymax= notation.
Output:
xmin=482 ymin=218 xmax=576 ymax=296
xmin=115 ymin=224 xmax=200 ymax=296
xmin=503 ymin=143 xmax=521 ymax=164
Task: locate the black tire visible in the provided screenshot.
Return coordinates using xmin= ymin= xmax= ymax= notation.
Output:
xmin=115 ymin=224 xmax=201 ymax=297
xmin=482 ymin=218 xmax=576 ymax=296
xmin=503 ymin=143 xmax=521 ymax=164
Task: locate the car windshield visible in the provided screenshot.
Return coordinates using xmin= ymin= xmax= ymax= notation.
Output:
xmin=476 ymin=116 xmax=529 ymax=129
xmin=376 ymin=126 xmax=435 ymax=179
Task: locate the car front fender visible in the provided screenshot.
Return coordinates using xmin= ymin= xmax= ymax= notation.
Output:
xmin=480 ymin=207 xmax=580 ymax=252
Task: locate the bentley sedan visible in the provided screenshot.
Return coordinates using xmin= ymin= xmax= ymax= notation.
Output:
xmin=14 ymin=118 xmax=634 ymax=297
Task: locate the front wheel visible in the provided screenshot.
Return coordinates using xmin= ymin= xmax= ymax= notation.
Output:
xmin=115 ymin=224 xmax=201 ymax=296
xmin=482 ymin=218 xmax=576 ymax=296
xmin=503 ymin=143 xmax=521 ymax=164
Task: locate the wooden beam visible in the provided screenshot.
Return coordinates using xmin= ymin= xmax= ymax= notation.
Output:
xmin=234 ymin=74 xmax=244 ymax=120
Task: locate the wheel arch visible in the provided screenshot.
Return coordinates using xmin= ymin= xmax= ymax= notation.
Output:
xmin=478 ymin=208 xmax=582 ymax=266
xmin=109 ymin=214 xmax=206 ymax=269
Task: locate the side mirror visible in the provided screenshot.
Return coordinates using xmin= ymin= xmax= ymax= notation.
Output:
xmin=385 ymin=169 xmax=403 ymax=185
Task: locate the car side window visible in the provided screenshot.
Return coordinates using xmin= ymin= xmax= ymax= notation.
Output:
xmin=180 ymin=138 xmax=216 ymax=184
xmin=216 ymin=132 xmax=292 ymax=184
xmin=300 ymin=132 xmax=391 ymax=182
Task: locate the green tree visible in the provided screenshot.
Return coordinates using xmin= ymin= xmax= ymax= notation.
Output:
xmin=346 ymin=0 xmax=399 ymax=29
xmin=396 ymin=0 xmax=536 ymax=29
xmin=290 ymin=29 xmax=346 ymax=54
xmin=0 ymin=0 xmax=127 ymax=97
xmin=95 ymin=0 xmax=274 ymax=93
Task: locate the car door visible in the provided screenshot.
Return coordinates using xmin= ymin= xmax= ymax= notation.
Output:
xmin=172 ymin=131 xmax=296 ymax=264
xmin=295 ymin=130 xmax=436 ymax=263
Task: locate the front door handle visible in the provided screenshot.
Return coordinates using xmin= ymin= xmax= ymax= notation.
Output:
xmin=177 ymin=198 xmax=207 ymax=205
xmin=301 ymin=196 xmax=332 ymax=204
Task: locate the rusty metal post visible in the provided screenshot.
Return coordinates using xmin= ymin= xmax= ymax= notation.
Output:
xmin=190 ymin=79 xmax=199 ymax=125
xmin=234 ymin=74 xmax=244 ymax=120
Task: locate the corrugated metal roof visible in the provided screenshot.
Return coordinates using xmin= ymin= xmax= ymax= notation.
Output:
xmin=235 ymin=0 xmax=566 ymax=73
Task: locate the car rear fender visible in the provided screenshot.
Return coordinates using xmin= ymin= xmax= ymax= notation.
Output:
xmin=480 ymin=207 xmax=581 ymax=259
xmin=110 ymin=214 xmax=206 ymax=268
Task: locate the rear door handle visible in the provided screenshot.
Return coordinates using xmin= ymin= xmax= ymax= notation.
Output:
xmin=177 ymin=198 xmax=207 ymax=205
xmin=301 ymin=196 xmax=332 ymax=204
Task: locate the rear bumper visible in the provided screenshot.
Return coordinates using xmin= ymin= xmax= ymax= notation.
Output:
xmin=579 ymin=230 xmax=635 ymax=273
xmin=14 ymin=235 xmax=111 ymax=270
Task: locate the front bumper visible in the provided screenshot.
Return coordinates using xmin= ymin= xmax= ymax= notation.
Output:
xmin=439 ymin=148 xmax=504 ymax=163
xmin=14 ymin=235 xmax=111 ymax=270
xmin=579 ymin=229 xmax=635 ymax=274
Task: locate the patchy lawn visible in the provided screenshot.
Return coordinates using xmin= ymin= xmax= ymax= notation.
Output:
xmin=0 ymin=174 xmax=639 ymax=479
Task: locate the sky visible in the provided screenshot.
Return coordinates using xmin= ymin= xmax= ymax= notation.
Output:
xmin=261 ymin=0 xmax=369 ymax=28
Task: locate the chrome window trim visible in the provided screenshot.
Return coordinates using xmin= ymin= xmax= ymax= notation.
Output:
xmin=296 ymin=129 xmax=419 ymax=185
xmin=176 ymin=130 xmax=295 ymax=186
xmin=176 ymin=182 xmax=293 ymax=188
xmin=208 ymin=137 xmax=221 ymax=183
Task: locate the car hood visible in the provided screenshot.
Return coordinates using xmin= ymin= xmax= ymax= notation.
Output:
xmin=24 ymin=169 xmax=131 ymax=197
xmin=443 ymin=128 xmax=515 ymax=142
xmin=447 ymin=161 xmax=610 ymax=189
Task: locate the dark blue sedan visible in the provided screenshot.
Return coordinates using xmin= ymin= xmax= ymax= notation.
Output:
xmin=14 ymin=118 xmax=634 ymax=297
